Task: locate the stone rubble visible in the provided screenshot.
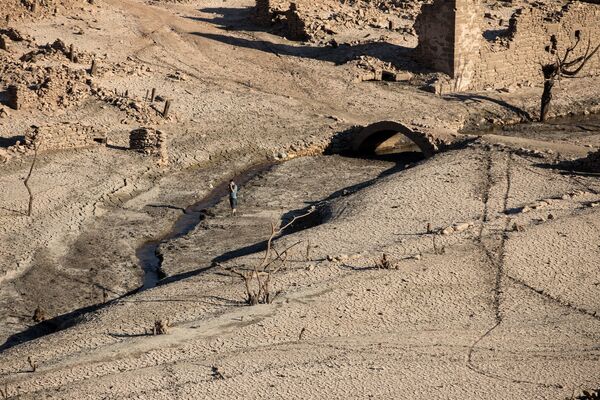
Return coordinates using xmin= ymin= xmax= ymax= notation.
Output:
xmin=129 ymin=127 xmax=166 ymax=155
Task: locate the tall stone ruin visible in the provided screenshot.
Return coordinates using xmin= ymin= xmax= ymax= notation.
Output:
xmin=414 ymin=0 xmax=600 ymax=92
xmin=414 ymin=0 xmax=482 ymax=91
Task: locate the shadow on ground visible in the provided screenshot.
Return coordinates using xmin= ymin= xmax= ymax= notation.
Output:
xmin=191 ymin=31 xmax=419 ymax=71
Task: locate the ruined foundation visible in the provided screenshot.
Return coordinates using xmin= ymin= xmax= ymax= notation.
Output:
xmin=5 ymin=84 xmax=37 ymax=111
xmin=129 ymin=127 xmax=166 ymax=155
xmin=415 ymin=0 xmax=600 ymax=91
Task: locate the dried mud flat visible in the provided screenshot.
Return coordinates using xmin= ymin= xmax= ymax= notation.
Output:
xmin=1 ymin=0 xmax=600 ymax=398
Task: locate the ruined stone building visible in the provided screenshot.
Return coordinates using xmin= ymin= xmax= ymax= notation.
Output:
xmin=414 ymin=0 xmax=600 ymax=91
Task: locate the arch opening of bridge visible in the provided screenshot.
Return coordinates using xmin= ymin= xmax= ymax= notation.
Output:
xmin=352 ymin=121 xmax=437 ymax=158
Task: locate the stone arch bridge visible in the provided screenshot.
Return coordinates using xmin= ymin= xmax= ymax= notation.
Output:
xmin=352 ymin=121 xmax=459 ymax=157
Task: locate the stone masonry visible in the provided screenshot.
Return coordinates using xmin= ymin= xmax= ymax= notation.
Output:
xmin=415 ymin=0 xmax=600 ymax=91
xmin=129 ymin=127 xmax=165 ymax=155
xmin=6 ymin=84 xmax=36 ymax=110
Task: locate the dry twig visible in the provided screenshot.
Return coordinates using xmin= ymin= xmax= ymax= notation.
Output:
xmin=23 ymin=140 xmax=41 ymax=217
xmin=234 ymin=209 xmax=315 ymax=305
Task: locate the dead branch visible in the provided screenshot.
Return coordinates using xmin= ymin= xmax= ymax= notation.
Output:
xmin=23 ymin=139 xmax=41 ymax=217
xmin=0 ymin=383 xmax=9 ymax=400
xmin=540 ymin=32 xmax=600 ymax=121
xmin=233 ymin=208 xmax=316 ymax=305
xmin=265 ymin=240 xmax=303 ymax=272
xmin=298 ymin=327 xmax=306 ymax=340
xmin=260 ymin=209 xmax=314 ymax=269
xmin=27 ymin=356 xmax=37 ymax=372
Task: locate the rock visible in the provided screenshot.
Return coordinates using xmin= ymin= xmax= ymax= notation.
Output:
xmin=32 ymin=306 xmax=46 ymax=322
xmin=441 ymin=226 xmax=454 ymax=235
xmin=395 ymin=71 xmax=413 ymax=81
xmin=453 ymin=222 xmax=470 ymax=233
xmin=274 ymin=151 xmax=288 ymax=160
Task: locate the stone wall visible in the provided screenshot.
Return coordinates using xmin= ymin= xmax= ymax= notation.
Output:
xmin=6 ymin=84 xmax=36 ymax=110
xmin=0 ymin=123 xmax=100 ymax=163
xmin=413 ymin=1 xmax=456 ymax=76
xmin=254 ymin=0 xmax=309 ymax=41
xmin=129 ymin=128 xmax=165 ymax=155
xmin=453 ymin=0 xmax=483 ymax=91
xmin=414 ymin=0 xmax=600 ymax=91
xmin=472 ymin=2 xmax=600 ymax=91
xmin=27 ymin=123 xmax=98 ymax=150
xmin=255 ymin=0 xmax=272 ymax=25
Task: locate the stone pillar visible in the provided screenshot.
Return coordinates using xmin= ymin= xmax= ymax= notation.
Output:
xmin=7 ymin=85 xmax=21 ymax=110
xmin=453 ymin=0 xmax=483 ymax=91
xmin=414 ymin=0 xmax=482 ymax=90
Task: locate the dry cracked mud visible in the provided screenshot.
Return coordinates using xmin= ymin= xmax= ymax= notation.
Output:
xmin=1 ymin=0 xmax=600 ymax=398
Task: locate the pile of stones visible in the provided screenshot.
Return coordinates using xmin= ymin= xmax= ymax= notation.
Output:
xmin=129 ymin=128 xmax=165 ymax=155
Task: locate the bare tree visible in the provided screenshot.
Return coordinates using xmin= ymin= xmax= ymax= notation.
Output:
xmin=541 ymin=32 xmax=600 ymax=122
xmin=233 ymin=209 xmax=314 ymax=305
xmin=23 ymin=138 xmax=42 ymax=216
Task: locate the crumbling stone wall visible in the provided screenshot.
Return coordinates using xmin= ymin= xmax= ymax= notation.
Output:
xmin=6 ymin=84 xmax=36 ymax=110
xmin=0 ymin=123 xmax=101 ymax=163
xmin=129 ymin=128 xmax=165 ymax=155
xmin=26 ymin=124 xmax=98 ymax=150
xmin=414 ymin=0 xmax=483 ymax=89
xmin=254 ymin=0 xmax=309 ymax=41
xmin=453 ymin=0 xmax=483 ymax=90
xmin=472 ymin=2 xmax=600 ymax=90
xmin=415 ymin=0 xmax=600 ymax=91
xmin=413 ymin=1 xmax=456 ymax=76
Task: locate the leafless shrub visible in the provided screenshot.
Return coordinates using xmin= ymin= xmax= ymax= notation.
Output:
xmin=574 ymin=388 xmax=600 ymax=400
xmin=376 ymin=253 xmax=398 ymax=269
xmin=233 ymin=209 xmax=314 ymax=305
xmin=541 ymin=31 xmax=600 ymax=122
xmin=32 ymin=305 xmax=45 ymax=322
xmin=211 ymin=366 xmax=225 ymax=380
xmin=0 ymin=383 xmax=9 ymax=399
xmin=153 ymin=319 xmax=170 ymax=335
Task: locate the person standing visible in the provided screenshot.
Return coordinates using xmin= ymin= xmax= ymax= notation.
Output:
xmin=228 ymin=179 xmax=238 ymax=216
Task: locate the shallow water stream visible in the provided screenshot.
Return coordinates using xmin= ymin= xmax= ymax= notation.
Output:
xmin=135 ymin=152 xmax=423 ymax=288
xmin=137 ymin=163 xmax=275 ymax=289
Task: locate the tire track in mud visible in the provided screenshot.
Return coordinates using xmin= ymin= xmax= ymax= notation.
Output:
xmin=467 ymin=152 xmax=599 ymax=388
xmin=466 ymin=151 xmax=563 ymax=389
